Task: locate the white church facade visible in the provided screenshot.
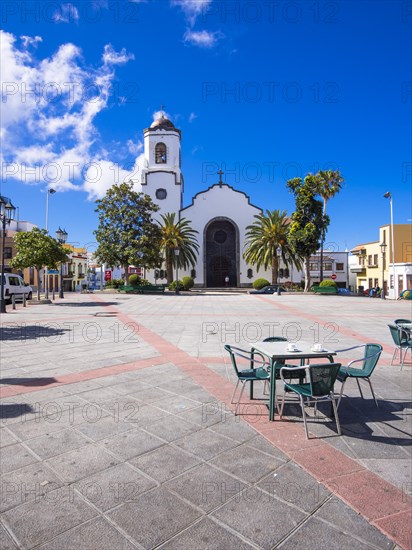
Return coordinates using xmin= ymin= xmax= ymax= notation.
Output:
xmin=131 ymin=114 xmax=348 ymax=289
xmin=133 ymin=113 xmax=268 ymax=288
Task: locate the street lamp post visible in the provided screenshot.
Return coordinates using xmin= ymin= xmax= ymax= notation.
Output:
xmin=56 ymin=227 xmax=68 ymax=299
xmin=383 ymin=192 xmax=396 ymax=299
xmin=276 ymin=246 xmax=281 ymax=284
xmin=174 ymin=248 xmax=180 ymax=295
xmin=380 ymin=241 xmax=387 ymax=300
xmin=44 ymin=188 xmax=56 ymax=299
xmin=0 ymin=198 xmax=16 ymax=314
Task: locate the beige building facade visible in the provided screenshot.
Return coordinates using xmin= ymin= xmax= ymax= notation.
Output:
xmin=351 ymin=224 xmax=412 ymax=298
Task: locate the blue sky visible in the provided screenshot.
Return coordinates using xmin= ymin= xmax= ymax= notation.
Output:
xmin=1 ymin=0 xmax=411 ymax=253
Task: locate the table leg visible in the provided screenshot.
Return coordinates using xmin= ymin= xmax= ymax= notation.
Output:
xmin=269 ymin=359 xmax=276 ymax=421
xmin=249 ymin=348 xmax=255 ymax=400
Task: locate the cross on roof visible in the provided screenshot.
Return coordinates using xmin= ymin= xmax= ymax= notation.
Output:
xmin=217 ymin=169 xmax=224 ymax=187
xmin=160 ymin=104 xmax=166 ymax=116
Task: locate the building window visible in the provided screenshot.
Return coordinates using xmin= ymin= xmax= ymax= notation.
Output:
xmin=368 ymin=255 xmax=372 ymax=266
xmin=336 ymin=263 xmax=344 ymax=271
xmin=155 ymin=142 xmax=167 ymax=164
xmin=359 ymin=255 xmax=365 ymax=266
xmin=190 ymin=269 xmax=196 ymax=279
xmin=155 ymin=188 xmax=167 ymax=200
xmin=284 ymin=268 xmax=289 ymax=278
xmin=279 ymin=268 xmax=284 ymax=279
xmin=4 ymin=247 xmax=12 ymax=259
xmin=373 ymin=254 xmax=378 ymax=266
xmin=159 ymin=269 xmax=165 ymax=279
xmin=247 ymin=268 xmax=253 ymax=279
xmin=309 ymin=262 xmax=319 ymax=271
xmin=323 ymin=262 xmax=333 ymax=271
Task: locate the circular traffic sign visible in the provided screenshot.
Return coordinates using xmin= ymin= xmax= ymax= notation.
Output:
xmin=331 ymin=274 xmax=337 ymax=280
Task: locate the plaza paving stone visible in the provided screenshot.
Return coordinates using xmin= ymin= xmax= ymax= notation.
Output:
xmin=0 ymin=292 xmax=411 ymax=549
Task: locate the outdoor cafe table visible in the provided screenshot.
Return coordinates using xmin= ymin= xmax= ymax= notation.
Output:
xmin=251 ymin=341 xmax=336 ymax=421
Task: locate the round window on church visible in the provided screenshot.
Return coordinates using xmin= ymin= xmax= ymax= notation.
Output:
xmin=155 ymin=188 xmax=167 ymax=200
xmin=214 ymin=230 xmax=227 ymax=244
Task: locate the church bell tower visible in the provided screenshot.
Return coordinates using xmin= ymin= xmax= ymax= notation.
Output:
xmin=140 ymin=112 xmax=183 ymax=218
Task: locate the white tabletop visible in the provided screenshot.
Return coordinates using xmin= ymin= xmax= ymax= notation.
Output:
xmin=252 ymin=340 xmax=336 ymax=360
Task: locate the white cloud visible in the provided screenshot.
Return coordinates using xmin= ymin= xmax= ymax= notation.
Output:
xmin=171 ymin=0 xmax=212 ymax=26
xmin=52 ymin=3 xmax=79 ymax=23
xmin=0 ymin=31 xmax=137 ymax=198
xmin=152 ymin=110 xmax=172 ymax=121
xmin=21 ymin=35 xmax=42 ymax=48
xmin=127 ymin=139 xmax=144 ymax=155
xmin=102 ymin=44 xmax=135 ymax=66
xmin=189 ymin=112 xmax=197 ymax=123
xmin=183 ymin=29 xmax=221 ymax=48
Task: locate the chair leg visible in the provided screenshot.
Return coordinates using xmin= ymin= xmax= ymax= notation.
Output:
xmin=367 ymin=378 xmax=378 ymax=408
xmin=391 ymin=347 xmax=398 ymax=366
xmin=279 ymin=390 xmax=287 ymax=419
xmin=235 ymin=381 xmax=247 ymax=415
xmin=356 ymin=378 xmax=364 ymax=399
xmin=337 ymin=380 xmax=346 ymax=408
xmin=300 ymin=394 xmax=309 ymax=439
xmin=331 ymin=397 xmax=341 ymax=435
xmin=231 ymin=380 xmax=240 ymax=404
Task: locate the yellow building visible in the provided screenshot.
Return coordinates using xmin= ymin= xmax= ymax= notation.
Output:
xmin=351 ymin=224 xmax=412 ymax=298
xmin=65 ymin=245 xmax=88 ymax=292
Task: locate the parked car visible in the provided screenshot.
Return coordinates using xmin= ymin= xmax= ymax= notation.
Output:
xmin=1 ymin=273 xmax=33 ymax=303
xmin=248 ymin=285 xmax=287 ymax=294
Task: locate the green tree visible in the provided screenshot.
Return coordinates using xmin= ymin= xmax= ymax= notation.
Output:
xmin=157 ymin=213 xmax=199 ymax=284
xmin=243 ymin=209 xmax=300 ymax=285
xmin=287 ymin=176 xmax=328 ymax=291
xmin=11 ymin=227 xmax=69 ymax=300
xmin=94 ymin=182 xmax=162 ymax=283
xmin=314 ymin=170 xmax=344 ymax=282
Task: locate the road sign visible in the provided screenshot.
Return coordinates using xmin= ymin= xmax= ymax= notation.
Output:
xmin=48 ymin=270 xmax=59 ymax=274
xmin=331 ymin=274 xmax=337 ymax=280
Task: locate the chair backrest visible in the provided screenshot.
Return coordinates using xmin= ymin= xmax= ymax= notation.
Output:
xmin=359 ymin=344 xmax=382 ymax=376
xmin=224 ymin=344 xmax=267 ymax=378
xmin=263 ymin=336 xmax=287 ymax=342
xmin=308 ymin=363 xmax=341 ymax=397
xmin=388 ymin=324 xmax=408 ymax=346
xmin=394 ymin=319 xmax=411 ymax=325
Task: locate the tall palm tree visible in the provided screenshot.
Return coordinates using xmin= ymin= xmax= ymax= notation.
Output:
xmin=243 ymin=209 xmax=301 ymax=284
xmin=314 ymin=170 xmax=344 ymax=282
xmin=157 ymin=213 xmax=199 ymax=284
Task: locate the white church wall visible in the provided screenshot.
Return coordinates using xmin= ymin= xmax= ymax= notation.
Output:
xmin=143 ymin=171 xmax=182 ymax=219
xmin=181 ymin=184 xmax=262 ymax=287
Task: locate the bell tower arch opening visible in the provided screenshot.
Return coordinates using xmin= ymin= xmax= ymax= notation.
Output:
xmin=204 ymin=218 xmax=239 ymax=287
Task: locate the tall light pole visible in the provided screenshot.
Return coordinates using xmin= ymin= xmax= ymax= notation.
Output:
xmin=380 ymin=241 xmax=387 ymax=300
xmin=45 ymin=188 xmax=56 ymax=299
xmin=383 ymin=192 xmax=396 ymax=299
xmin=56 ymin=227 xmax=68 ymax=299
xmin=174 ymin=247 xmax=180 ymax=294
xmin=0 ymin=198 xmax=16 ymax=313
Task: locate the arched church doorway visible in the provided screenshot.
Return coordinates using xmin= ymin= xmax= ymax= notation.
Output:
xmin=205 ymin=219 xmax=238 ymax=287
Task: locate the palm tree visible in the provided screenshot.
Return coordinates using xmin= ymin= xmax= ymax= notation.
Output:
xmin=157 ymin=213 xmax=199 ymax=284
xmin=243 ymin=209 xmax=301 ymax=284
xmin=313 ymin=170 xmax=344 ymax=282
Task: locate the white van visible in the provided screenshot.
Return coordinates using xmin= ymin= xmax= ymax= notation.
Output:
xmin=1 ymin=273 xmax=33 ymax=303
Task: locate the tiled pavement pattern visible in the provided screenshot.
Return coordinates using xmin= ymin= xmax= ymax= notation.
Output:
xmin=0 ymin=292 xmax=411 ymax=549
